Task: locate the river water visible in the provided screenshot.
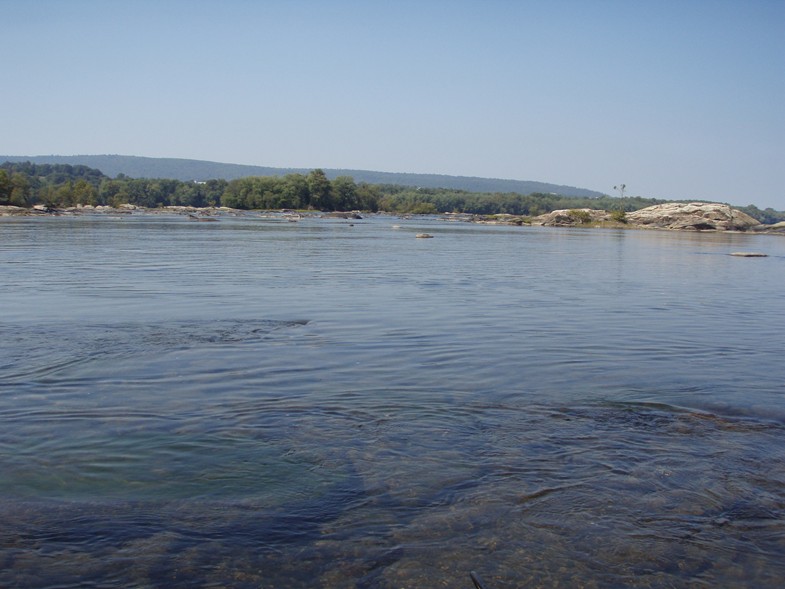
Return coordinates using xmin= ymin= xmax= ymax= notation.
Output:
xmin=1 ymin=212 xmax=783 ymax=588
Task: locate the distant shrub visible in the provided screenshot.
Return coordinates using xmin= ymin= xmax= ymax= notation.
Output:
xmin=570 ymin=209 xmax=592 ymax=224
xmin=408 ymin=202 xmax=439 ymax=215
xmin=610 ymin=210 xmax=627 ymax=223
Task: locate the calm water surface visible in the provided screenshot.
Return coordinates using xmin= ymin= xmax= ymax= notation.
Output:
xmin=1 ymin=213 xmax=784 ymax=588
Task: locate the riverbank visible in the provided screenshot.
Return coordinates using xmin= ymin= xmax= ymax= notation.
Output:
xmin=3 ymin=202 xmax=785 ymax=234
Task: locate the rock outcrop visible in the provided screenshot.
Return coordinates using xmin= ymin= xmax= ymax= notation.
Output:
xmin=531 ymin=208 xmax=612 ymax=227
xmin=528 ymin=202 xmax=764 ymax=231
xmin=757 ymin=221 xmax=785 ymax=233
xmin=626 ymin=203 xmax=759 ymax=231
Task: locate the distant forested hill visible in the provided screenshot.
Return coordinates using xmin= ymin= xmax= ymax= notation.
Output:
xmin=4 ymin=158 xmax=783 ymax=222
xmin=0 ymin=154 xmax=604 ymax=198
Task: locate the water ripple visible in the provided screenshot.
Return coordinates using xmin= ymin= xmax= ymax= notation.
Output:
xmin=1 ymin=216 xmax=784 ymax=587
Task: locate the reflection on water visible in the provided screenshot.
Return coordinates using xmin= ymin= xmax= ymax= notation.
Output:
xmin=1 ymin=215 xmax=784 ymax=588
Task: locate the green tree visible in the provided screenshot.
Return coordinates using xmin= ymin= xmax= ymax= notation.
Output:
xmin=222 ymin=178 xmax=253 ymax=209
xmin=279 ymin=174 xmax=309 ymax=209
xmin=306 ymin=169 xmax=331 ymax=210
xmin=99 ymin=179 xmax=129 ymax=206
xmin=10 ymin=173 xmax=31 ymax=206
xmin=251 ymin=176 xmax=285 ymax=209
xmin=332 ymin=176 xmax=359 ymax=210
xmin=0 ymin=169 xmax=11 ymax=205
xmin=56 ymin=181 xmax=76 ymax=207
xmin=203 ymin=179 xmax=227 ymax=207
xmin=355 ymin=182 xmax=381 ymax=211
xmin=73 ymin=179 xmax=97 ymax=205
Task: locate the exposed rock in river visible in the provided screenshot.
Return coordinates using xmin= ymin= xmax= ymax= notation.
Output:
xmin=531 ymin=208 xmax=611 ymax=227
xmin=529 ymin=202 xmax=764 ymax=232
xmin=625 ymin=202 xmax=759 ymax=231
xmin=759 ymin=221 xmax=785 ymax=233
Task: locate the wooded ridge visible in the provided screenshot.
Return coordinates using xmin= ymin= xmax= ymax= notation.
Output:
xmin=2 ymin=158 xmax=782 ymax=224
xmin=0 ymin=155 xmax=603 ymax=198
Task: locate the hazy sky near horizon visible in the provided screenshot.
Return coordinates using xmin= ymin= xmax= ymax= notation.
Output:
xmin=2 ymin=0 xmax=783 ymax=209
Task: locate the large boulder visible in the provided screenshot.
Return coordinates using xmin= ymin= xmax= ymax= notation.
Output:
xmin=626 ymin=203 xmax=759 ymax=231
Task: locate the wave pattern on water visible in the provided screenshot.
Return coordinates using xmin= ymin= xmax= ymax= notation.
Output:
xmin=1 ymin=398 xmax=783 ymax=588
xmin=1 ymin=216 xmax=784 ymax=587
xmin=0 ymin=319 xmax=309 ymax=382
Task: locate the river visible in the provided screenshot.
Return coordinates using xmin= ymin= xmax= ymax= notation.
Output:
xmin=1 ymin=212 xmax=783 ymax=588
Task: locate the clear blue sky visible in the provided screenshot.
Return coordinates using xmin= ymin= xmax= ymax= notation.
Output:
xmin=2 ymin=0 xmax=783 ymax=209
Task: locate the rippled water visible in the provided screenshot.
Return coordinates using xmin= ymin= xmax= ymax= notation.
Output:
xmin=1 ymin=213 xmax=784 ymax=588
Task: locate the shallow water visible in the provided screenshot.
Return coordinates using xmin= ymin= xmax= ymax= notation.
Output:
xmin=1 ymin=213 xmax=784 ymax=588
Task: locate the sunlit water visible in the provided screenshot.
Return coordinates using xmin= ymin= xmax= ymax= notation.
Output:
xmin=1 ymin=212 xmax=783 ymax=588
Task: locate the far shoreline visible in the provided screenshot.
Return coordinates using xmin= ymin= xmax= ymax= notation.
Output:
xmin=2 ymin=203 xmax=784 ymax=235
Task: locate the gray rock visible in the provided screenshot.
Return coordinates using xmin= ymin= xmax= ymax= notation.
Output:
xmin=531 ymin=208 xmax=611 ymax=226
xmin=626 ymin=203 xmax=759 ymax=231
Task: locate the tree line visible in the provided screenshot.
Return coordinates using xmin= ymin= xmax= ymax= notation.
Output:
xmin=374 ymin=185 xmax=669 ymax=217
xmin=0 ymin=163 xmax=381 ymax=212
xmin=2 ymin=161 xmax=783 ymax=223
